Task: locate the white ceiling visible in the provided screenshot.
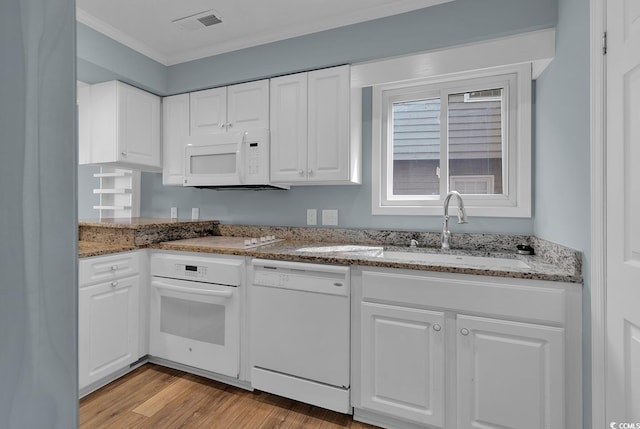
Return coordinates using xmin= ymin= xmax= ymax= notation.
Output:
xmin=76 ymin=0 xmax=452 ymax=66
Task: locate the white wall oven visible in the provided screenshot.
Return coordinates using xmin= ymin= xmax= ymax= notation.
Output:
xmin=150 ymin=253 xmax=243 ymax=378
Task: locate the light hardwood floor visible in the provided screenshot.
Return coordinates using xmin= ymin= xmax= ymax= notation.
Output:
xmin=79 ymin=364 xmax=380 ymax=429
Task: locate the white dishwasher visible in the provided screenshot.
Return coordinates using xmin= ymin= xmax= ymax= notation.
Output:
xmin=250 ymin=259 xmax=350 ymax=413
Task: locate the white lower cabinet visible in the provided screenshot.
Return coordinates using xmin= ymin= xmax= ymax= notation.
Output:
xmin=79 ymin=251 xmax=142 ymax=393
xmin=456 ymin=315 xmax=564 ymax=429
xmin=353 ymin=268 xmax=581 ymax=429
xmin=361 ymin=303 xmax=445 ymax=428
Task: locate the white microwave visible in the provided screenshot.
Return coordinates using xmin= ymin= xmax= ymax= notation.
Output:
xmin=183 ymin=129 xmax=288 ymax=190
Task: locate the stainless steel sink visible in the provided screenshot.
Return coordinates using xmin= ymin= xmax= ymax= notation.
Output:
xmin=381 ymin=251 xmax=530 ymax=269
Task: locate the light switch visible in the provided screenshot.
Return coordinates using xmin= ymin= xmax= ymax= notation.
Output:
xmin=307 ymin=209 xmax=317 ymax=225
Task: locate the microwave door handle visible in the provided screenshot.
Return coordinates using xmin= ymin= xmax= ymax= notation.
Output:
xmin=236 ymin=134 xmax=246 ymax=184
xmin=152 ymin=280 xmax=233 ymax=299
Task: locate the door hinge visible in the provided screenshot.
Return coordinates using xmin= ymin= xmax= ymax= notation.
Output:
xmin=603 ymin=31 xmax=607 ymax=55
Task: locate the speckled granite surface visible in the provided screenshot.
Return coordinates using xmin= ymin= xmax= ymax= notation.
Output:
xmin=154 ymin=225 xmax=583 ymax=283
xmin=78 ymin=218 xmax=220 ymax=257
xmin=79 ymin=221 xmax=582 ymax=283
xmin=154 ymin=237 xmax=581 ymax=283
xmin=79 ymin=241 xmax=136 ymax=258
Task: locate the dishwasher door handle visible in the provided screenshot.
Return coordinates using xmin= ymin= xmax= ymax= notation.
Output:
xmin=152 ymin=280 xmax=234 ymax=298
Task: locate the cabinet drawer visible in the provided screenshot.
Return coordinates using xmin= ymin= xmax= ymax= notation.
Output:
xmin=79 ymin=251 xmax=140 ymax=286
xmin=361 ymin=270 xmax=567 ymax=325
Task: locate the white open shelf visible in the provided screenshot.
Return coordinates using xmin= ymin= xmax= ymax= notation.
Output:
xmin=93 ymin=188 xmax=132 ymax=194
xmin=93 ymin=171 xmax=132 ymax=178
xmin=93 ymin=167 xmax=140 ymax=219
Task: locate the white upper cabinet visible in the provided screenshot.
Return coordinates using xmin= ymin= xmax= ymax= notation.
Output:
xmin=189 ymin=87 xmax=227 ymax=135
xmin=190 ymin=80 xmax=269 ymax=136
xmin=77 ymin=82 xmax=92 ymax=165
xmin=162 ymin=79 xmax=269 ymax=186
xmin=308 ymin=66 xmax=351 ymax=183
xmin=81 ymin=81 xmax=161 ymax=172
xmin=270 ymin=65 xmax=361 ymax=185
xmin=162 ymin=94 xmax=190 ymax=186
xmin=269 ymin=73 xmax=308 ymax=183
xmin=227 ymin=80 xmax=270 ymax=132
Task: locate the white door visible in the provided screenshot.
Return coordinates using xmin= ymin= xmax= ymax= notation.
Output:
xmin=118 ymin=83 xmax=161 ymax=168
xmin=456 ymin=315 xmax=564 ymax=429
xmin=307 ymin=65 xmax=350 ymax=182
xmin=270 ymin=73 xmax=308 ymax=183
xmin=606 ymin=0 xmax=640 ymax=423
xmin=162 ymin=94 xmax=190 ymax=186
xmin=360 ymin=302 xmax=445 ymax=428
xmin=78 ymin=276 xmax=139 ymax=389
xmin=190 ymin=87 xmax=227 ymax=135
xmin=227 ymin=80 xmax=269 ymax=131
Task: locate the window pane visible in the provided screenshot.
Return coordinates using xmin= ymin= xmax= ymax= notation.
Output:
xmin=392 ymin=98 xmax=441 ymax=196
xmin=448 ymin=89 xmax=503 ymax=195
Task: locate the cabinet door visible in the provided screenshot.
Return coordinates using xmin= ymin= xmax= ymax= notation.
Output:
xmin=361 ymin=302 xmax=445 ymax=428
xmin=190 ymin=87 xmax=227 ymax=135
xmin=117 ymin=83 xmax=161 ymax=169
xmin=162 ymin=94 xmax=190 ymax=186
xmin=307 ymin=65 xmax=350 ymax=182
xmin=78 ymin=276 xmax=139 ymax=389
xmin=77 ymin=82 xmax=92 ymax=165
xmin=227 ymin=80 xmax=269 ymax=131
xmin=457 ymin=315 xmax=565 ymax=429
xmin=270 ymin=73 xmax=308 ymax=183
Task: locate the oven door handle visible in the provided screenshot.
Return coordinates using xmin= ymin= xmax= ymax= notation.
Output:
xmin=151 ymin=280 xmax=234 ymax=298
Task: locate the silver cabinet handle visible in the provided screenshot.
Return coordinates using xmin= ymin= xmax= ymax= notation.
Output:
xmin=111 ymin=281 xmax=118 ymax=287
xmin=121 ymin=152 xmax=127 ymax=157
xmin=298 ymin=169 xmax=304 ymax=176
xmin=110 ymin=265 xmax=118 ymax=271
xmin=460 ymin=328 xmax=470 ymax=336
xmin=227 ymin=122 xmax=233 ymax=128
xmin=307 ymin=169 xmax=313 ymax=176
xmin=433 ymin=324 xmax=442 ymax=332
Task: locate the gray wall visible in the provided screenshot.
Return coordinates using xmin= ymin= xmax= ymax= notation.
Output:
xmin=533 ymin=0 xmax=591 ymax=426
xmin=77 ymin=0 xmax=557 ymax=234
xmin=0 ymin=0 xmax=78 ymax=428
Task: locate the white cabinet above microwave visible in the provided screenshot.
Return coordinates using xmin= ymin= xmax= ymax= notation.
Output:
xmin=162 ymin=80 xmax=269 ymax=186
xmin=190 ymin=80 xmax=269 ymax=136
xmin=79 ymin=81 xmax=161 ymax=172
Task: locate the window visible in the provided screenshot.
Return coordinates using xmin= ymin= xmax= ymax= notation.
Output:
xmin=372 ymin=64 xmax=531 ymax=217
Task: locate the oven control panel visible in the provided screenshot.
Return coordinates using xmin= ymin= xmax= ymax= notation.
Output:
xmin=175 ymin=263 xmax=208 ymax=279
xmin=150 ymin=253 xmax=243 ymax=287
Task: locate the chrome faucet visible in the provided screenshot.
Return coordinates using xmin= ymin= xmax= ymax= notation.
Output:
xmin=441 ymin=191 xmax=468 ymax=249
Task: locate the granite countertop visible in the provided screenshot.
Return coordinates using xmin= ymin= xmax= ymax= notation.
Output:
xmin=78 ymin=218 xmax=221 ymax=258
xmin=79 ymin=218 xmax=220 ymax=229
xmin=78 ymin=220 xmax=582 ymax=283
xmin=153 ymin=236 xmax=582 ymax=283
xmin=79 ymin=240 xmax=136 ymax=258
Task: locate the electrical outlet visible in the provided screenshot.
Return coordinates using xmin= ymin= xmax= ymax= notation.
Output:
xmin=306 ymin=209 xmax=317 ymax=225
xmin=170 ymin=207 xmax=178 ymax=219
xmin=191 ymin=208 xmax=200 ymax=220
xmin=322 ymin=209 xmax=338 ymax=226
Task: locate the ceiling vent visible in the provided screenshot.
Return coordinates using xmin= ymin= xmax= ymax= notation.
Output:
xmin=172 ymin=10 xmax=222 ymax=32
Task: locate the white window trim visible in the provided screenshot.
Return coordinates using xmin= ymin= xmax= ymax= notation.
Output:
xmin=371 ymin=63 xmax=532 ymax=217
